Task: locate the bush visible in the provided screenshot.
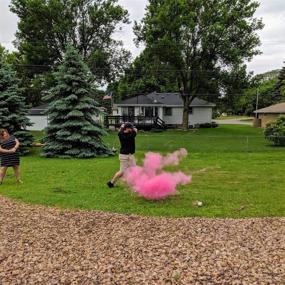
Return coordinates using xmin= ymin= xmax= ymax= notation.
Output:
xmin=264 ymin=116 xmax=285 ymax=146
xmin=197 ymin=122 xmax=218 ymax=128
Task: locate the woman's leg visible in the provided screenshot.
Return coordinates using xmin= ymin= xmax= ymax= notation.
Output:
xmin=13 ymin=165 xmax=22 ymax=183
xmin=0 ymin=167 xmax=8 ymax=184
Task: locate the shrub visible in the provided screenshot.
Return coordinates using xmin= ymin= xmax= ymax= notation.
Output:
xmin=197 ymin=122 xmax=218 ymax=128
xmin=264 ymin=116 xmax=285 ymax=146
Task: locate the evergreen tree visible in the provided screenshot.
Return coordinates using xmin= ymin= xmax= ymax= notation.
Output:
xmin=276 ymin=63 xmax=285 ymax=101
xmin=0 ymin=61 xmax=33 ymax=154
xmin=43 ymin=46 xmax=111 ymax=158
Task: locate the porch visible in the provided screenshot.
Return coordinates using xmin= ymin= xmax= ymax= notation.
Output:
xmin=104 ymin=115 xmax=166 ymax=130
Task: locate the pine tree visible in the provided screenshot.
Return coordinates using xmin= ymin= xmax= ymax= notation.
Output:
xmin=0 ymin=61 xmax=33 ymax=154
xmin=42 ymin=46 xmax=111 ymax=158
xmin=276 ymin=63 xmax=285 ymax=101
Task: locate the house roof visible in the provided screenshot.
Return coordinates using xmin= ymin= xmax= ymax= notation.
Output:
xmin=115 ymin=92 xmax=216 ymax=107
xmin=28 ymin=104 xmax=106 ymax=115
xmin=28 ymin=104 xmax=48 ymax=115
xmin=254 ymin=102 xmax=285 ymax=114
xmin=116 ymin=94 xmax=158 ymax=105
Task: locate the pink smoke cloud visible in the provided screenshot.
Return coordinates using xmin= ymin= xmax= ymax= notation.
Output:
xmin=125 ymin=148 xmax=191 ymax=200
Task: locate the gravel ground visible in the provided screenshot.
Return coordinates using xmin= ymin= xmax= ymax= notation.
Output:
xmin=0 ymin=196 xmax=284 ymax=285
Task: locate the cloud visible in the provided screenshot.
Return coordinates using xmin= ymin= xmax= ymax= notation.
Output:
xmin=256 ymin=0 xmax=285 ymax=15
xmin=247 ymin=0 xmax=285 ymax=73
xmin=0 ymin=0 xmax=18 ymax=51
xmin=113 ymin=0 xmax=147 ymax=59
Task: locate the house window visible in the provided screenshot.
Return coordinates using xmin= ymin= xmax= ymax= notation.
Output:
xmin=164 ymin=107 xmax=172 ymax=116
xmin=140 ymin=107 xmax=145 ymax=115
xmin=122 ymin=107 xmax=128 ymax=116
xmin=189 ymin=107 xmax=193 ymax=115
xmin=128 ymin=107 xmax=135 ymax=117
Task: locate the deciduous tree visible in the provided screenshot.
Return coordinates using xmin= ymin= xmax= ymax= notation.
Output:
xmin=134 ymin=0 xmax=263 ymax=128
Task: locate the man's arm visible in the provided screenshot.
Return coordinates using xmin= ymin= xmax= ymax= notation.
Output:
xmin=119 ymin=124 xmax=125 ymax=132
xmin=118 ymin=124 xmax=125 ymax=137
xmin=131 ymin=127 xmax=137 ymax=137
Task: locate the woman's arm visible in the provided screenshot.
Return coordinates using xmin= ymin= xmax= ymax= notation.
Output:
xmin=0 ymin=146 xmax=15 ymax=154
xmin=14 ymin=139 xmax=20 ymax=150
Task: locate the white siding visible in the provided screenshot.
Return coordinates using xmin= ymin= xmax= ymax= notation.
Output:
xmin=27 ymin=115 xmax=48 ymax=131
xmin=114 ymin=107 xmax=122 ymax=115
xmin=158 ymin=107 xmax=163 ymax=119
xmin=189 ymin=107 xmax=212 ymax=125
xmin=162 ymin=107 xmax=213 ymax=125
xmin=163 ymin=107 xmax=183 ymax=124
xmin=27 ymin=114 xmax=104 ymax=131
xmin=135 ymin=107 xmax=141 ymax=116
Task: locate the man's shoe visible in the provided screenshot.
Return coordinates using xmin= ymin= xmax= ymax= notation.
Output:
xmin=107 ymin=181 xmax=114 ymax=188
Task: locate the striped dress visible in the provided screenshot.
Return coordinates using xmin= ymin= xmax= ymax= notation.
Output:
xmin=0 ymin=135 xmax=20 ymax=167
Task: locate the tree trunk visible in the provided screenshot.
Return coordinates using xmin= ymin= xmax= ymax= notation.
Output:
xmin=182 ymin=95 xmax=189 ymax=129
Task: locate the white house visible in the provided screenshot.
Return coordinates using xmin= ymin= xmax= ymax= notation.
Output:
xmin=27 ymin=104 xmax=49 ymax=131
xmin=112 ymin=92 xmax=216 ymax=127
xmin=27 ymin=104 xmax=106 ymax=131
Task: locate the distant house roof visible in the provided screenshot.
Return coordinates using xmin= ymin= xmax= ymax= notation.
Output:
xmin=28 ymin=104 xmax=48 ymax=115
xmin=29 ymin=104 xmax=106 ymax=115
xmin=115 ymin=92 xmax=216 ymax=107
xmin=254 ymin=102 xmax=285 ymax=114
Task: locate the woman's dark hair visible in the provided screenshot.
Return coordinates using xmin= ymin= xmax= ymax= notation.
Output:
xmin=0 ymin=129 xmax=9 ymax=137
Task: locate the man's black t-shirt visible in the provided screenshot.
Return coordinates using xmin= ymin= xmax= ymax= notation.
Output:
xmin=118 ymin=131 xmax=136 ymax=154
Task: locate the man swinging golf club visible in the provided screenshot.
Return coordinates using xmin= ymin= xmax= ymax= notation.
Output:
xmin=107 ymin=122 xmax=137 ymax=188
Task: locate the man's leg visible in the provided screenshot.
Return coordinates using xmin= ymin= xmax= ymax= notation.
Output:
xmin=112 ymin=155 xmax=135 ymax=184
xmin=107 ymin=155 xmax=127 ymax=188
xmin=129 ymin=155 xmax=136 ymax=167
xmin=111 ymin=170 xmax=124 ymax=184
xmin=0 ymin=167 xmax=8 ymax=184
xmin=107 ymin=170 xmax=124 ymax=188
xmin=12 ymin=165 xmax=22 ymax=183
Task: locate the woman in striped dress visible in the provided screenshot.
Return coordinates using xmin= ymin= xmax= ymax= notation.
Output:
xmin=0 ymin=129 xmax=21 ymax=185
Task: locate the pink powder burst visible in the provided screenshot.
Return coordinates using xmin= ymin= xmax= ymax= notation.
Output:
xmin=125 ymin=148 xmax=191 ymax=200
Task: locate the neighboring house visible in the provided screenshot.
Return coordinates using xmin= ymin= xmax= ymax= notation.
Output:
xmin=112 ymin=92 xmax=216 ymax=127
xmin=27 ymin=104 xmax=48 ymax=131
xmin=27 ymin=104 xmax=106 ymax=131
xmin=254 ymin=102 xmax=285 ymax=128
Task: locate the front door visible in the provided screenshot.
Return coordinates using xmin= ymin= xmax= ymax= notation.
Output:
xmin=128 ymin=107 xmax=135 ymax=117
xmin=145 ymin=107 xmax=153 ymax=117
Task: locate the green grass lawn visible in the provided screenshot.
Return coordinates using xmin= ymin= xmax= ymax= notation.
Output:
xmin=0 ymin=125 xmax=284 ymax=218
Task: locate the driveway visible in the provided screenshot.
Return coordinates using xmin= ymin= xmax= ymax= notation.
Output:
xmin=214 ymin=119 xmax=252 ymax=125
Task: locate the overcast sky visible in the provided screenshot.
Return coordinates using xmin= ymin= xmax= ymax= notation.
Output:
xmin=1 ymin=0 xmax=284 ymax=75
